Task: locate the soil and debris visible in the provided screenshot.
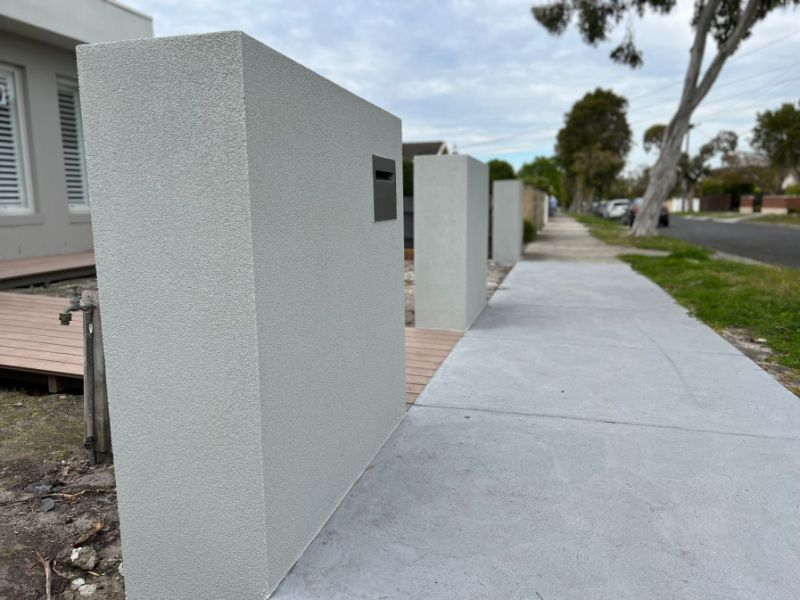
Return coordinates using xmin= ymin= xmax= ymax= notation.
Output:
xmin=13 ymin=277 xmax=97 ymax=299
xmin=404 ymin=260 xmax=512 ymax=326
xmin=0 ymin=388 xmax=124 ymax=599
xmin=721 ymin=328 xmax=800 ymax=397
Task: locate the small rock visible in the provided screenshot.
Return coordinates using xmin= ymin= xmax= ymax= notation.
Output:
xmin=70 ymin=546 xmax=98 ymax=571
xmin=38 ymin=498 xmax=56 ymax=512
xmin=71 ymin=578 xmax=86 ymax=590
xmin=24 ymin=481 xmax=53 ymax=494
xmin=753 ymin=337 xmax=768 ymax=344
xmin=118 ymin=562 xmax=123 ymax=577
xmin=77 ymin=583 xmax=97 ymax=596
xmin=12 ymin=402 xmax=23 ymax=407
xmin=58 ymin=394 xmax=67 ymax=400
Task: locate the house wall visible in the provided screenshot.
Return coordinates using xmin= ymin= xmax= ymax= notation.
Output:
xmin=0 ymin=0 xmax=152 ymax=48
xmin=0 ymin=30 xmax=93 ymax=259
xmin=78 ymin=31 xmax=405 ymax=599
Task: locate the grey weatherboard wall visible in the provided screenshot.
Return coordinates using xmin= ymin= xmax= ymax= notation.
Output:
xmin=492 ymin=179 xmax=523 ymax=265
xmin=0 ymin=0 xmax=152 ymax=260
xmin=414 ymin=154 xmax=488 ymax=331
xmin=77 ymin=32 xmax=405 ymax=599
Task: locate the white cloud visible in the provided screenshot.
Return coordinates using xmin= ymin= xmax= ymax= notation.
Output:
xmin=123 ymin=0 xmax=800 ymax=170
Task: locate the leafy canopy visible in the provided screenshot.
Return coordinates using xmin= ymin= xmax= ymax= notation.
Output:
xmin=518 ymin=156 xmax=564 ymax=199
xmin=488 ymin=159 xmax=516 ymax=187
xmin=557 ymin=88 xmax=631 ymax=199
xmin=751 ymin=102 xmax=800 ymax=179
xmin=532 ymin=0 xmax=799 ymax=68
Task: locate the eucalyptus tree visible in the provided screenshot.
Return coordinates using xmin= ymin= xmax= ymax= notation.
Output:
xmin=532 ymin=0 xmax=800 ymax=235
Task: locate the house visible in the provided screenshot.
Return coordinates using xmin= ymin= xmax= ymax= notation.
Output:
xmin=402 ymin=140 xmax=449 ymax=160
xmin=0 ymin=0 xmax=152 ymax=261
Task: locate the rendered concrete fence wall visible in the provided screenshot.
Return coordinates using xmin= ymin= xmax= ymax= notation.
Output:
xmin=414 ymin=155 xmax=488 ymax=331
xmin=492 ymin=179 xmax=523 ymax=265
xmin=78 ymin=31 xmax=405 ymax=599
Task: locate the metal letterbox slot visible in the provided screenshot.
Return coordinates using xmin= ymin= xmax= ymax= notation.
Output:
xmin=372 ymin=155 xmax=397 ymax=222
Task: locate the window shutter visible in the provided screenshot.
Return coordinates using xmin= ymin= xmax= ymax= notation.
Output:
xmin=0 ymin=65 xmax=30 ymax=212
xmin=57 ymin=80 xmax=89 ymax=209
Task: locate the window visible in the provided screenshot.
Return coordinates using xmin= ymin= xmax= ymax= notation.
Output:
xmin=0 ymin=64 xmax=32 ymax=214
xmin=57 ymin=78 xmax=89 ymax=211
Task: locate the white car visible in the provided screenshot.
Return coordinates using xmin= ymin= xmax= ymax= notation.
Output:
xmin=603 ymin=199 xmax=630 ymax=220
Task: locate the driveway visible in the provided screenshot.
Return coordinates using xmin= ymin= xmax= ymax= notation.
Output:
xmin=662 ymin=216 xmax=800 ymax=268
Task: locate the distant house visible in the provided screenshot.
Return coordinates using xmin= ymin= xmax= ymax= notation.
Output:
xmin=0 ymin=0 xmax=153 ymax=261
xmin=402 ymin=141 xmax=449 ymax=160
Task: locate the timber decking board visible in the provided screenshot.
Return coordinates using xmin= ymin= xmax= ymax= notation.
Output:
xmin=404 ymin=327 xmax=462 ymax=406
xmin=0 ymin=251 xmax=96 ymax=289
xmin=0 ymin=292 xmax=84 ymax=378
xmin=0 ymin=289 xmax=462 ymax=401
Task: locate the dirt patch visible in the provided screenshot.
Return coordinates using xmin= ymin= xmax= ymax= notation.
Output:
xmin=0 ymin=388 xmax=124 ymax=599
xmin=721 ymin=328 xmax=800 ymax=397
xmin=404 ymin=260 xmax=512 ymax=326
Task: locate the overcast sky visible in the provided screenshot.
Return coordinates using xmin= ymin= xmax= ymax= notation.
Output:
xmin=124 ymin=0 xmax=800 ymax=172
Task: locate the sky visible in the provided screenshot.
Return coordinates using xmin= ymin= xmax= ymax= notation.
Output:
xmin=124 ymin=0 xmax=800 ymax=172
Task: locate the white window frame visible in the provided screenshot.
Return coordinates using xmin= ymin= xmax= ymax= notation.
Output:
xmin=57 ymin=77 xmax=90 ymax=213
xmin=0 ymin=62 xmax=35 ymax=216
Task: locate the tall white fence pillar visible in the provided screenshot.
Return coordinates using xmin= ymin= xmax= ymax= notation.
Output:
xmin=77 ymin=32 xmax=405 ymax=599
xmin=414 ymin=155 xmax=488 ymax=331
xmin=492 ymin=179 xmax=523 ymax=265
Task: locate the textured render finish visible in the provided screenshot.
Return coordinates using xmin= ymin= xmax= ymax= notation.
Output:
xmin=78 ymin=32 xmax=405 ymax=599
xmin=414 ymin=155 xmax=488 ymax=331
xmin=491 ymin=179 xmax=522 ymax=265
xmin=275 ymin=259 xmax=800 ymax=599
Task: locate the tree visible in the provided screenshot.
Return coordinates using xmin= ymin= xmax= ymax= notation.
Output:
xmin=518 ymin=156 xmax=564 ymax=201
xmin=643 ymin=124 xmax=667 ymax=155
xmin=556 ymin=88 xmax=631 ymax=212
xmin=532 ymin=0 xmax=800 ymax=236
xmin=751 ymin=102 xmax=800 ymax=186
xmin=678 ymin=130 xmax=738 ymax=208
xmin=488 ymin=159 xmax=516 ymax=191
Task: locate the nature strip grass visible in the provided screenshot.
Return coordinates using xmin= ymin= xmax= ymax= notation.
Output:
xmin=574 ymin=214 xmax=800 ymax=390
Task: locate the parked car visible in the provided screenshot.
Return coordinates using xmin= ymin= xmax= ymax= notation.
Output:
xmin=602 ymin=199 xmax=630 ymax=220
xmin=622 ymin=198 xmax=670 ymax=227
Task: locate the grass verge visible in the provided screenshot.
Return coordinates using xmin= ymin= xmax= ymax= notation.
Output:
xmin=747 ymin=213 xmax=800 ymax=226
xmin=575 ymin=213 xmax=800 ymax=394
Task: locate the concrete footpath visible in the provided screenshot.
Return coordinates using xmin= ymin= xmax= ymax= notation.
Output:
xmin=275 ymin=217 xmax=800 ymax=599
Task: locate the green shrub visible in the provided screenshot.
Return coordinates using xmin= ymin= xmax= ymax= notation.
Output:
xmin=523 ymin=219 xmax=536 ymax=244
xmin=785 ymin=182 xmax=800 ymax=195
xmin=698 ymin=178 xmax=726 ymax=196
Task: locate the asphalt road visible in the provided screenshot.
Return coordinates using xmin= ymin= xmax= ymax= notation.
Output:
xmin=662 ymin=216 xmax=800 ymax=268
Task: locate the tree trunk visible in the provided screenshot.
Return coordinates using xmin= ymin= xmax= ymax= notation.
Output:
xmin=631 ymin=0 xmax=759 ymax=237
xmin=633 ymin=116 xmax=688 ymax=235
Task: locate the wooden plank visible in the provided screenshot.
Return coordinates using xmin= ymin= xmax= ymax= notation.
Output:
xmin=0 ymin=352 xmax=83 ymax=377
xmin=0 ymin=251 xmax=95 ymax=281
xmin=0 ymin=321 xmax=85 ymax=340
xmin=0 ymin=338 xmax=83 ymax=356
xmin=0 ymin=346 xmax=83 ymax=365
xmin=0 ymin=331 xmax=83 ymax=348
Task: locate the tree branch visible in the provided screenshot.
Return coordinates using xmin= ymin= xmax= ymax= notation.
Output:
xmin=680 ymin=0 xmax=720 ymax=108
xmin=691 ymin=0 xmax=761 ymax=110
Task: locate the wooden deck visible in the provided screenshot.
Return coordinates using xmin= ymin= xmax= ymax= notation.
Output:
xmin=0 ymin=251 xmax=95 ymax=289
xmin=0 ymin=289 xmax=461 ymax=403
xmin=404 ymin=327 xmax=462 ymax=406
xmin=0 ymin=292 xmax=83 ymax=389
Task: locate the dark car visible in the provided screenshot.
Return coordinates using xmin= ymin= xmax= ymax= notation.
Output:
xmin=622 ymin=198 xmax=669 ymax=227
